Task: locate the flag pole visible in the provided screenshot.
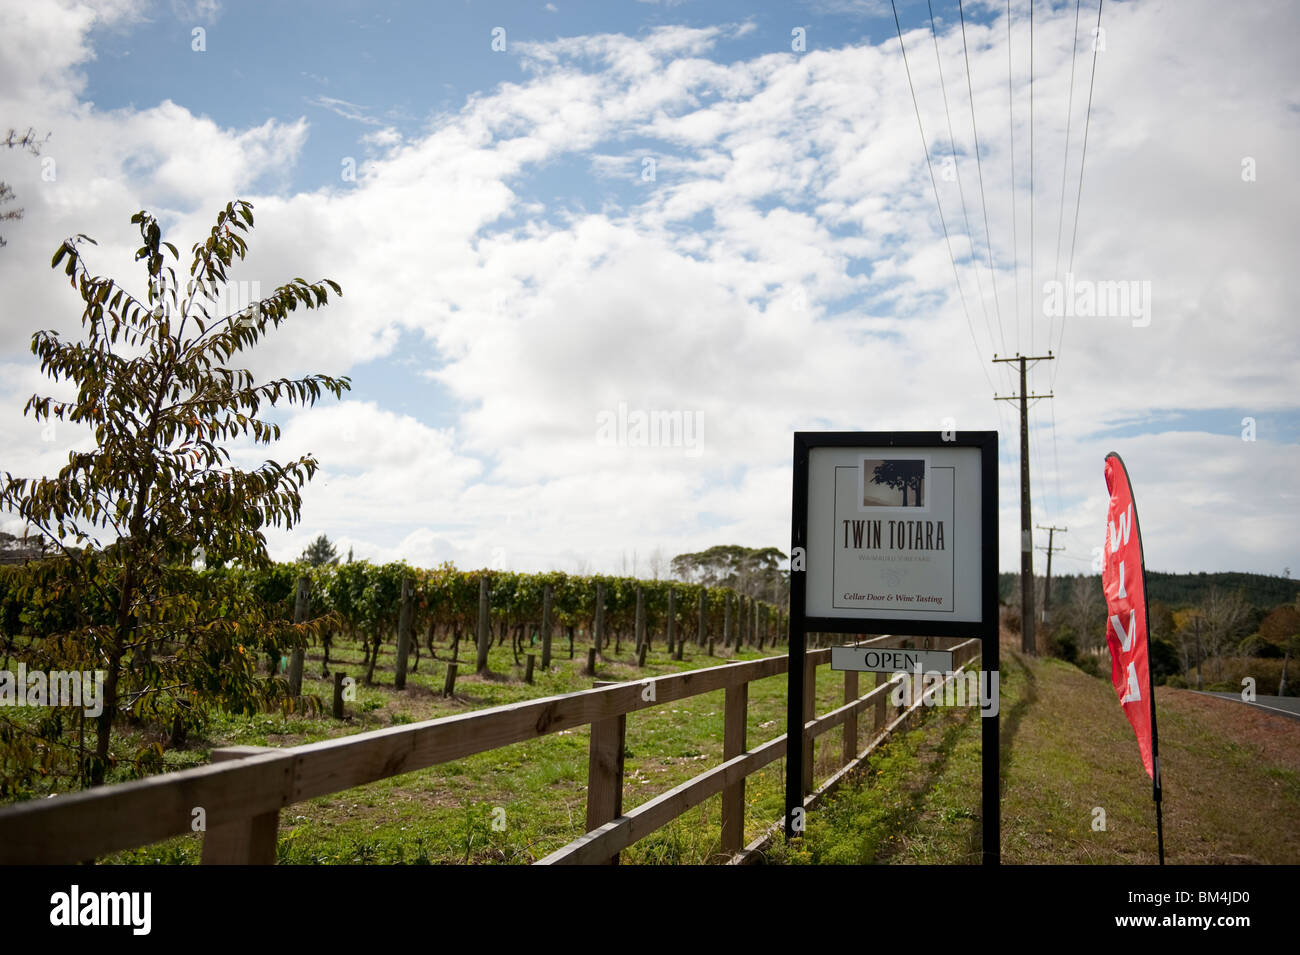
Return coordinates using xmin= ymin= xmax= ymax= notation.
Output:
xmin=1149 ymin=676 xmax=1164 ymax=865
xmin=1118 ymin=453 xmax=1165 ymax=865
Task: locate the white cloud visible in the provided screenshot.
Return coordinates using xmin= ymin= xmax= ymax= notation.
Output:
xmin=0 ymin=0 xmax=1296 ymax=577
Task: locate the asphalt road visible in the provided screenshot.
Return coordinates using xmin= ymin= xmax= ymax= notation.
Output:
xmin=1197 ymin=691 xmax=1300 ymax=722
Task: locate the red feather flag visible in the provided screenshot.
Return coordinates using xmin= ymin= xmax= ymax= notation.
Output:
xmin=1101 ymin=452 xmax=1165 ymax=861
xmin=1102 ymin=454 xmax=1155 ymax=776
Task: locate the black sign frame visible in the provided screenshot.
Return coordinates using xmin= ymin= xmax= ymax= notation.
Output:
xmin=784 ymin=430 xmax=999 ymax=864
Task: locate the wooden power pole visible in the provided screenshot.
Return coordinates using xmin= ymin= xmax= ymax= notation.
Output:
xmin=1036 ymin=524 xmax=1067 ymax=625
xmin=994 ymin=352 xmax=1054 ymax=654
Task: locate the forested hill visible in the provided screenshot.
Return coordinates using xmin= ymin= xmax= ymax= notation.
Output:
xmin=999 ymin=570 xmax=1300 ymax=610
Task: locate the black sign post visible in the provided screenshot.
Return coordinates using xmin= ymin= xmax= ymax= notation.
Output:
xmin=785 ymin=430 xmax=999 ymax=864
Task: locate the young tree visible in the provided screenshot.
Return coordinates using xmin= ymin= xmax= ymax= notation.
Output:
xmin=1201 ymin=587 xmax=1251 ymax=682
xmin=1171 ymin=608 xmax=1204 ymax=685
xmin=301 ymin=533 xmax=339 ymax=567
xmin=0 ymin=199 xmax=349 ymax=786
xmin=1067 ymin=574 xmax=1105 ymax=653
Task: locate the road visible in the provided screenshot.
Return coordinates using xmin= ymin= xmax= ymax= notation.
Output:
xmin=1197 ymin=691 xmax=1300 ymax=722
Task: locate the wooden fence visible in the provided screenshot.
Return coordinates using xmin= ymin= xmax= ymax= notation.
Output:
xmin=0 ymin=635 xmax=981 ymax=865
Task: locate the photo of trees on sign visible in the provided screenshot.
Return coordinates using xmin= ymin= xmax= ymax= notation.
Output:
xmin=862 ymin=458 xmax=926 ymax=507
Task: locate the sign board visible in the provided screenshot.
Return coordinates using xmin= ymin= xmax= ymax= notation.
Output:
xmin=786 ymin=431 xmax=999 ymax=864
xmin=830 ymin=645 xmax=953 ymax=674
xmin=802 ymin=441 xmax=988 ymax=632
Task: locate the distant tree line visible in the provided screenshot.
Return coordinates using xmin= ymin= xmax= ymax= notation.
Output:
xmin=1000 ymin=570 xmax=1300 ymax=694
xmin=670 ymin=544 xmax=788 ymax=606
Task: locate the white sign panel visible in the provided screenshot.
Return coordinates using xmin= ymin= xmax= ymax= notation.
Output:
xmin=830 ymin=646 xmax=954 ymax=674
xmin=806 ymin=444 xmax=983 ymax=623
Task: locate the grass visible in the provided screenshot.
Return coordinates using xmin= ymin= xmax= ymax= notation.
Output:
xmin=770 ymin=632 xmax=1300 ymax=865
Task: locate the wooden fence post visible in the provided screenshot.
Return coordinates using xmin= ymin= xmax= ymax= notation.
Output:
xmin=443 ymin=662 xmax=458 ymax=697
xmin=594 ymin=581 xmax=605 ymax=655
xmin=723 ymin=593 xmax=732 ymax=649
xmin=394 ymin=576 xmax=413 ymax=690
xmin=634 ymin=586 xmax=646 ymax=654
xmin=697 ymin=589 xmax=706 ymax=647
xmin=332 ymin=671 xmax=346 ymax=719
xmin=541 ymin=584 xmax=553 ymax=670
xmin=587 ymin=712 xmax=626 ymax=865
xmin=708 ymin=638 xmax=715 ymax=656
xmin=201 ymin=747 xmax=280 ymax=865
xmin=676 ymin=589 xmax=686 ymax=657
xmin=636 ymin=643 xmax=647 ymax=668
xmin=288 ymin=576 xmax=308 ymax=697
xmin=843 ymin=669 xmax=859 ymax=765
xmin=525 ymin=654 xmax=536 ymax=685
xmin=671 ymin=589 xmax=684 ymax=661
xmin=721 ymin=681 xmax=748 ymax=856
xmin=476 ymin=575 xmax=491 ymax=675
xmin=875 ymin=671 xmax=889 ymax=733
xmin=585 ymin=647 xmax=598 ymax=676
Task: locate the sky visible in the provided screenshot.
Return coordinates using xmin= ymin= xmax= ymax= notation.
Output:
xmin=0 ymin=0 xmax=1296 ymax=579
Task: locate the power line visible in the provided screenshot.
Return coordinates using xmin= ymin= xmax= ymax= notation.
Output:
xmin=1050 ymin=393 xmax=1064 ymax=517
xmin=958 ymin=0 xmax=1008 ymax=356
xmin=1051 ymin=0 xmax=1084 ymax=367
xmin=1024 ymin=357 xmax=1050 ymax=523
xmin=1057 ymin=551 xmax=1093 ymax=561
xmin=1068 ymin=0 xmax=1105 ymax=276
xmin=927 ymin=0 xmax=999 ymax=360
xmin=1029 ymin=0 xmax=1035 ymax=358
xmin=1005 ymin=0 xmax=1021 ymax=355
xmin=1054 ymin=0 xmax=1105 ymax=390
xmin=1029 ymin=367 xmax=1050 ymax=520
xmin=890 ymin=0 xmax=997 ymax=396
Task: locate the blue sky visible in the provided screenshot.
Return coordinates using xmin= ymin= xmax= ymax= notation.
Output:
xmin=1 ymin=0 xmax=1297 ymax=579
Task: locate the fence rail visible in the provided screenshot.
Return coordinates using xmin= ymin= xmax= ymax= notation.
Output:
xmin=0 ymin=634 xmax=980 ymax=865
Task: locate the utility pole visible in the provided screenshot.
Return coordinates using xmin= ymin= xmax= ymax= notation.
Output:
xmin=1036 ymin=524 xmax=1067 ymax=625
xmin=994 ymin=352 xmax=1054 ymax=654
